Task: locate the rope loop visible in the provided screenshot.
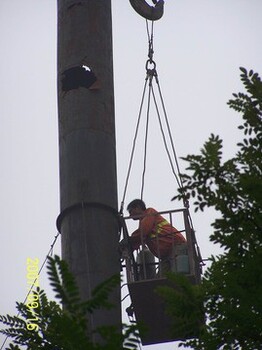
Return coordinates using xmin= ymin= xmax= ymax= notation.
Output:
xmin=146 ymin=59 xmax=157 ymax=77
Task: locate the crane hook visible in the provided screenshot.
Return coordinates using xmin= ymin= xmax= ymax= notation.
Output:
xmin=129 ymin=0 xmax=164 ymax=21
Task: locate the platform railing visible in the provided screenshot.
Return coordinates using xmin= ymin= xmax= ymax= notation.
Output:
xmin=121 ymin=208 xmax=202 ymax=284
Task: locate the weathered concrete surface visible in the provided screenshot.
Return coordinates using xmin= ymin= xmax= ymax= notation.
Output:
xmin=57 ymin=0 xmax=121 ymax=340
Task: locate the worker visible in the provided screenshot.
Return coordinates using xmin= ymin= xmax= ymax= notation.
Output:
xmin=122 ymin=199 xmax=186 ymax=274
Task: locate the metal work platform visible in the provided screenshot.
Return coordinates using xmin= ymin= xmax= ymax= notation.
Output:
xmin=120 ymin=207 xmax=203 ymax=345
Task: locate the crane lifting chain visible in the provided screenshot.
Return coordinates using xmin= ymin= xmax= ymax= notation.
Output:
xmin=129 ymin=0 xmax=164 ymax=21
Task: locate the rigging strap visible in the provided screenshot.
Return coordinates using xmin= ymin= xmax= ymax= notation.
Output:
xmin=120 ymin=20 xmax=185 ymax=211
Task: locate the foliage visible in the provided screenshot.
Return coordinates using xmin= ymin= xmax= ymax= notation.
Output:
xmin=0 ymin=255 xmax=140 ymax=350
xmin=171 ymin=68 xmax=262 ymax=349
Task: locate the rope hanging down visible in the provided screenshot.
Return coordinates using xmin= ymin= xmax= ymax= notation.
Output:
xmin=120 ymin=20 xmax=185 ymax=213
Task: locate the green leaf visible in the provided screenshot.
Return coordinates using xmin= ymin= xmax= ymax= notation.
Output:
xmin=172 ymin=68 xmax=262 ymax=349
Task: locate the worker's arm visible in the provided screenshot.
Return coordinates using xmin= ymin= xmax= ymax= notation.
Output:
xmin=130 ymin=209 xmax=156 ymax=250
xmin=129 ymin=229 xmax=142 ymax=250
xmin=118 ymin=230 xmax=142 ymax=255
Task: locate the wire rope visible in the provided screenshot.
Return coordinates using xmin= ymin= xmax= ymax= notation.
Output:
xmin=154 ymin=76 xmax=186 ymax=192
xmin=122 ymin=19 xmax=204 ymax=265
xmin=120 ymin=18 xmax=185 ymax=209
xmin=120 ymin=19 xmax=203 ymax=267
xmin=120 ymin=76 xmax=149 ymax=214
xmin=146 ymin=20 xmax=154 ymax=61
xmin=121 ymin=294 xmax=130 ymax=303
xmin=151 ymin=82 xmax=183 ymax=189
xmin=140 ymin=76 xmax=153 ymax=200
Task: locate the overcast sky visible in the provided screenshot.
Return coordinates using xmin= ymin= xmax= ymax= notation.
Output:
xmin=0 ymin=1 xmax=262 ymax=349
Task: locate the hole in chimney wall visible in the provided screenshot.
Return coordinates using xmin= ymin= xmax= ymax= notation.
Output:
xmin=62 ymin=66 xmax=98 ymax=91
